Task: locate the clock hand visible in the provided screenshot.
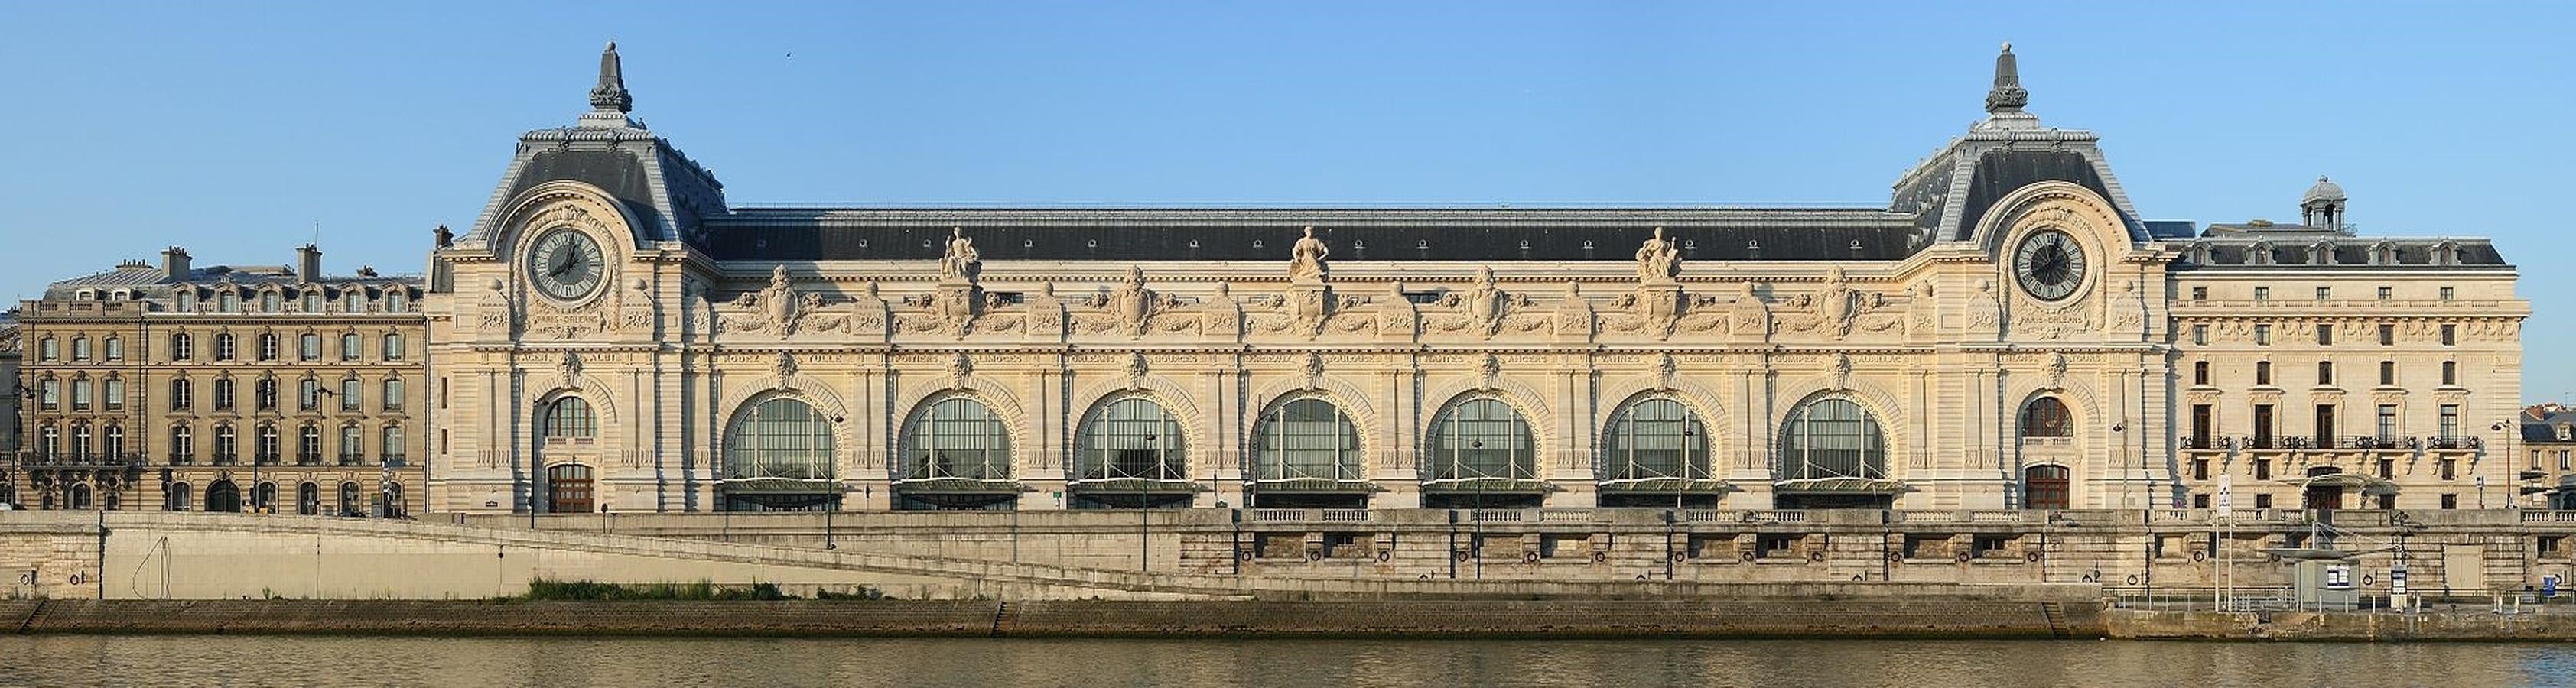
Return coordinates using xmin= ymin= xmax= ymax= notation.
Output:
xmin=548 ymin=251 xmax=576 ymax=277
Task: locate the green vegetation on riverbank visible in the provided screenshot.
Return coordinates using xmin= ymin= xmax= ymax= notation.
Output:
xmin=518 ymin=578 xmax=887 ymax=601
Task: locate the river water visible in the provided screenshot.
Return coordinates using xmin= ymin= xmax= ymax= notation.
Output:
xmin=2 ymin=635 xmax=2569 ymax=687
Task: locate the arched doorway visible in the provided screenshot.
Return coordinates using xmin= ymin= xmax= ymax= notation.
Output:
xmin=548 ymin=464 xmax=594 ymax=514
xmin=2304 ymin=466 xmax=2343 ymax=510
xmin=536 ymin=397 xmax=598 ymax=514
xmin=337 ymin=482 xmax=358 ymax=516
xmin=251 ymin=482 xmax=277 ymax=514
xmin=2023 ymin=465 xmax=2071 ymax=510
xmin=67 ymin=483 xmax=93 ymax=510
xmin=296 ymin=482 xmax=319 ymax=515
xmin=206 ymin=480 xmax=241 ymax=513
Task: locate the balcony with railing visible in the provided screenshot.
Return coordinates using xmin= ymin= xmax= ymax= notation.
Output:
xmin=11 ymin=451 xmax=146 ymax=469
xmin=2425 ymin=436 xmax=2481 ymax=451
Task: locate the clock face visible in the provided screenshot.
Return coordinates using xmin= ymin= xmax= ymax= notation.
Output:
xmin=2012 ymin=229 xmax=2087 ymax=301
xmin=527 ymin=228 xmax=606 ymax=301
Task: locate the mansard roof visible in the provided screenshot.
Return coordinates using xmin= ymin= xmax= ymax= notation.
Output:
xmin=698 ymin=206 xmax=1923 ymax=262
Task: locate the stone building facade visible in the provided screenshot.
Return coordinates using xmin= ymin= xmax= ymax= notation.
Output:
xmin=5 ymin=246 xmax=427 ymax=515
xmin=411 ymin=44 xmax=2522 ymax=515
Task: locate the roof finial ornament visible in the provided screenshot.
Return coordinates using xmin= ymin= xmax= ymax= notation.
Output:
xmin=590 ymin=41 xmax=633 ymax=114
xmin=1985 ymin=41 xmax=2028 ymax=114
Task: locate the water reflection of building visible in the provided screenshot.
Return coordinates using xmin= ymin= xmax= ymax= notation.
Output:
xmin=2 ymin=43 xmax=2529 ymax=516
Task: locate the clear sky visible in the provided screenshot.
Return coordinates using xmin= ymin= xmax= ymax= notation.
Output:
xmin=5 ymin=2 xmax=2571 ymax=400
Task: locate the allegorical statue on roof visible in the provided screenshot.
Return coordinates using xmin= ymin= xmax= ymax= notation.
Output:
xmin=938 ymin=226 xmax=981 ymax=282
xmin=1635 ymin=226 xmax=1681 ymax=284
xmin=1290 ymin=226 xmax=1329 ymax=284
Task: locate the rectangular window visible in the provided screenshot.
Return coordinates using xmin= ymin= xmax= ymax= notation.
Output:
xmin=2255 ymin=324 xmax=2272 ymax=346
xmin=2561 ymin=450 xmax=2571 ymax=471
xmin=382 ymin=378 xmax=405 ymax=411
xmin=2194 ymin=494 xmax=2211 ymax=508
xmin=72 ymin=338 xmax=91 ymax=361
xmin=104 ymin=337 xmax=122 ymax=361
xmin=2254 ymin=287 xmax=2271 ymax=301
xmin=2379 ymin=361 xmax=2395 ymax=385
xmin=255 ymin=378 xmax=278 ymax=411
xmin=258 ymin=334 xmax=278 ymax=361
xmin=2253 ymin=405 xmax=2275 ymax=449
xmin=2256 ymin=361 xmax=2272 ymax=386
xmin=2192 ymin=459 xmax=2210 ymax=481
xmin=71 ymin=379 xmax=93 ymax=411
xmin=2441 ymin=494 xmax=2457 ymax=509
xmin=103 ymin=378 xmax=124 ymax=411
xmin=2191 ymin=287 xmax=2207 ymax=301
xmin=382 ymin=425 xmax=406 ymax=466
xmin=2316 ymin=287 xmax=2331 ymax=300
xmin=340 ymin=379 xmax=361 ymax=411
xmin=382 ymin=333 xmax=404 ymax=361
xmin=2441 ymin=324 xmax=2456 ymax=346
xmin=40 ymin=379 xmax=60 ymax=411
xmin=2440 ymin=287 xmax=2455 ymax=300
xmin=2377 ymin=458 xmax=2394 ymax=479
xmin=213 ymin=378 xmax=234 ymax=411
xmin=39 ymin=338 xmax=57 ymax=361
xmin=341 ymin=333 xmax=361 ymax=361
xmin=2440 ymin=459 xmax=2457 ymax=481
xmin=171 ymin=333 xmax=193 ymax=361
xmin=2376 ymin=404 xmax=2397 ymax=441
xmin=2317 ymin=324 xmax=2333 ymax=346
xmin=340 ymin=425 xmax=364 ymax=465
xmin=2317 ymin=361 xmax=2334 ymax=386
xmin=298 ymin=378 xmax=320 ymax=411
xmin=299 ymin=333 xmax=320 ymax=361
xmin=2438 ymin=404 xmax=2460 ymax=440
xmin=2314 ymin=404 xmax=2337 ymax=447
xmin=2191 ymin=404 xmax=2213 ymax=448
xmin=2377 ymin=287 xmax=2392 ymax=300
xmin=214 ymin=334 xmax=235 ymax=361
xmin=171 ymin=378 xmax=193 ymax=411
xmin=2379 ymin=324 xmax=2395 ymax=346
xmin=2441 ymin=361 xmax=2457 ymax=385
xmin=2194 ymin=361 xmax=2210 ymax=385
xmin=2254 ymin=493 xmax=2273 ymax=509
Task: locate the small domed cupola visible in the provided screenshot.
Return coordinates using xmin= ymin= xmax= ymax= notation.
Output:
xmin=2301 ymin=176 xmax=2347 ymax=232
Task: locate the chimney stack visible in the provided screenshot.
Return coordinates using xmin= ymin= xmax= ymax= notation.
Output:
xmin=161 ymin=246 xmax=192 ymax=282
xmin=297 ymin=244 xmax=323 ymax=281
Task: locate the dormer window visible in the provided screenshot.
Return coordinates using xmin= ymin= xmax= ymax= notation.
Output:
xmin=2558 ymin=424 xmax=2571 ymax=441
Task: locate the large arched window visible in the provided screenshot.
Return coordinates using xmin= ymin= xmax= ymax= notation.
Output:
xmin=206 ymin=481 xmax=241 ymax=513
xmin=898 ymin=397 xmax=1010 ymax=482
xmin=2021 ymin=397 xmax=2073 ymax=438
xmin=1253 ymin=398 xmax=1363 ymax=484
xmin=1074 ymin=397 xmax=1186 ymax=482
xmin=542 ymin=397 xmax=597 ymax=443
xmin=1425 ymin=398 xmax=1536 ymax=482
xmin=1602 ymin=398 xmax=1708 ymax=482
xmin=725 ymin=398 xmax=837 ymax=481
xmin=1778 ymin=398 xmax=1885 ymax=481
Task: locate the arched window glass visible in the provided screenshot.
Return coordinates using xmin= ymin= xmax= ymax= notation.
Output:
xmin=1779 ymin=398 xmax=1885 ymax=480
xmin=1425 ymin=398 xmax=1535 ymax=481
xmin=255 ymin=424 xmax=280 ymax=465
xmin=1253 ymin=398 xmax=1362 ymax=483
xmin=337 ymin=482 xmax=359 ymax=516
xmin=899 ymin=397 xmax=1010 ymax=481
xmin=542 ymin=398 xmax=598 ymax=441
xmin=727 ymin=398 xmax=837 ymax=481
xmin=171 ymin=425 xmax=194 ymax=465
xmin=296 ymin=482 xmax=320 ymax=515
xmin=1602 ymin=398 xmax=1707 ymax=482
xmin=339 ymin=424 xmax=363 ymax=464
xmin=2020 ymin=397 xmax=2073 ymax=438
xmin=1074 ymin=397 xmax=1186 ymax=482
xmin=170 ymin=482 xmax=192 ymax=511
xmin=298 ymin=424 xmax=322 ymax=464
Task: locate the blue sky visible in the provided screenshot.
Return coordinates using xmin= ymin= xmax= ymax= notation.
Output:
xmin=4 ymin=2 xmax=2571 ymax=399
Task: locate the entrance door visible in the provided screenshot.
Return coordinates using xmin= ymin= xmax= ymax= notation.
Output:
xmin=548 ymin=464 xmax=594 ymax=514
xmin=206 ymin=481 xmax=241 ymax=513
xmin=2304 ymin=466 xmax=2343 ymax=510
xmin=2023 ymin=465 xmax=2071 ymax=510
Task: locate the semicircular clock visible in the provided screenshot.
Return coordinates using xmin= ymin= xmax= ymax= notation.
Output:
xmin=526 ymin=227 xmax=607 ymax=302
xmin=2012 ymin=229 xmax=2087 ymax=301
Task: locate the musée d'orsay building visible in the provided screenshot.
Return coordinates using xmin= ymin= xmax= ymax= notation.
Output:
xmin=4 ymin=44 xmax=2527 ymax=516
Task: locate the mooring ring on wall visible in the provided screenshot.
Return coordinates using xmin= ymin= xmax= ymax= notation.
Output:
xmin=1237 ymin=550 xmax=1254 ymax=562
xmin=1739 ymin=550 xmax=1756 ymax=562
xmin=1592 ymin=550 xmax=1611 ymax=564
xmin=1666 ymin=550 xmax=1683 ymax=563
xmin=1955 ymin=551 xmax=1973 ymax=563
xmin=67 ymin=572 xmax=83 ymax=586
xmin=1376 ymin=550 xmax=1393 ymax=563
xmin=2363 ymin=574 xmax=2375 ymax=586
xmin=2191 ymin=550 xmax=2207 ymax=563
xmin=1886 ymin=551 xmax=1904 ymax=563
xmin=1807 ymin=550 xmax=1825 ymax=563
xmin=2126 ymin=574 xmax=2141 ymax=586
xmin=1521 ymin=550 xmax=1540 ymax=564
xmin=1454 ymin=550 xmax=1472 ymax=563
xmin=2025 ymin=550 xmax=2043 ymax=563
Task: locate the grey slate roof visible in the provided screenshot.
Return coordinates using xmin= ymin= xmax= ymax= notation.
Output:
xmin=699 ymin=207 xmax=1924 ymax=262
